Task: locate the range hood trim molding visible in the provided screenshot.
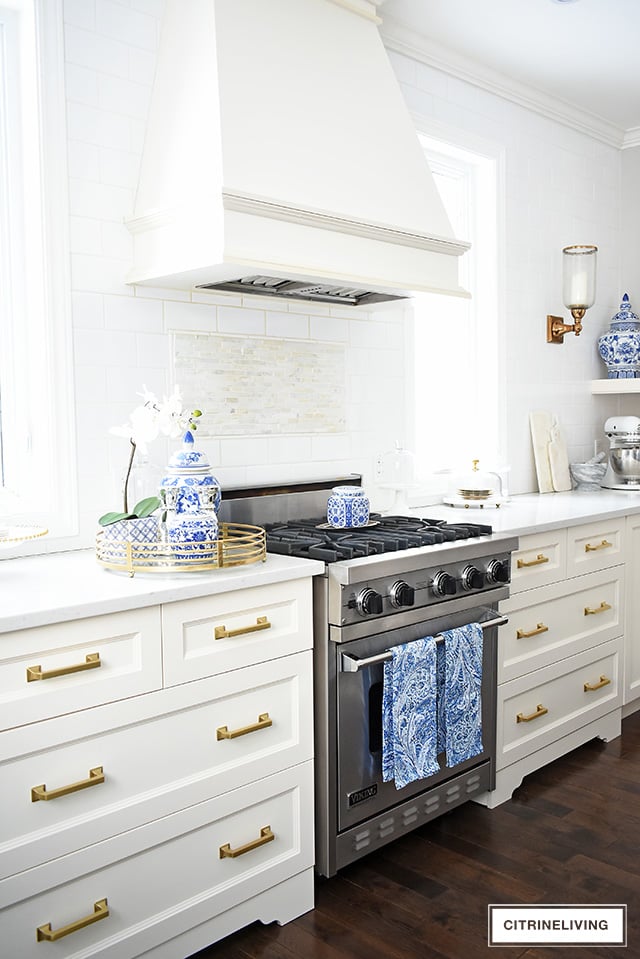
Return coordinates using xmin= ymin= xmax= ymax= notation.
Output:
xmin=125 ymin=190 xmax=471 ymax=259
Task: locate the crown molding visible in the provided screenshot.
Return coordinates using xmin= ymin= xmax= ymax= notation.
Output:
xmin=623 ymin=127 xmax=640 ymax=150
xmin=380 ymin=16 xmax=626 ymax=151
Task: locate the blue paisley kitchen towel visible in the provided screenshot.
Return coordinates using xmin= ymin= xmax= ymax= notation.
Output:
xmin=439 ymin=623 xmax=484 ymax=767
xmin=382 ymin=624 xmax=484 ymax=789
xmin=382 ymin=636 xmax=440 ymax=789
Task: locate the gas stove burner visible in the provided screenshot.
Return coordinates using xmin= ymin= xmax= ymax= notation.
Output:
xmin=263 ymin=514 xmax=493 ymax=563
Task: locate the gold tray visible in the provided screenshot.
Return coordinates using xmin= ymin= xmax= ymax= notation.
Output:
xmin=96 ymin=522 xmax=266 ymax=576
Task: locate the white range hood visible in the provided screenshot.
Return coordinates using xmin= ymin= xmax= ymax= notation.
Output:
xmin=126 ymin=0 xmax=470 ymax=306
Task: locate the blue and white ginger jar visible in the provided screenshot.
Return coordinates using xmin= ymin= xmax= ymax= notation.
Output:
xmin=166 ymin=511 xmax=219 ymax=559
xmin=160 ymin=431 xmax=221 ymax=514
xmin=597 ymin=294 xmax=640 ymax=379
xmin=326 ymin=486 xmax=370 ymax=528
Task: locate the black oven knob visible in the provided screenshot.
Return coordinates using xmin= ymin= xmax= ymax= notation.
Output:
xmin=389 ymin=580 xmax=415 ymax=608
xmin=461 ymin=565 xmax=484 ymax=591
xmin=432 ymin=571 xmax=457 ymax=597
xmin=356 ymin=587 xmax=384 ymax=616
xmin=486 ymin=559 xmax=510 ymax=584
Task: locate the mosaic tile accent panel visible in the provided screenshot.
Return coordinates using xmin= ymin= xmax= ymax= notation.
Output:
xmin=174 ymin=332 xmax=347 ymax=435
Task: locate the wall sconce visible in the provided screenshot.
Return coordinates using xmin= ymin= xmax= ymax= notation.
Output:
xmin=547 ymin=244 xmax=598 ymax=343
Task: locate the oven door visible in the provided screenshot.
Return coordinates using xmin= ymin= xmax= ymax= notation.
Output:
xmin=335 ymin=604 xmax=500 ymax=832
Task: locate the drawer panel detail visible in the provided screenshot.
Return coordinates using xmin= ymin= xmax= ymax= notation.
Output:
xmin=162 ymin=579 xmax=313 ymax=684
xmin=499 ymin=568 xmax=623 ymax=682
xmin=497 ymin=640 xmax=621 ymax=769
xmin=0 ymin=651 xmax=313 ymax=880
xmin=510 ymin=529 xmax=567 ymax=593
xmin=566 ymin=520 xmax=624 ymax=577
xmin=0 ymin=608 xmax=162 ymax=731
xmin=0 ymin=764 xmax=314 ymax=959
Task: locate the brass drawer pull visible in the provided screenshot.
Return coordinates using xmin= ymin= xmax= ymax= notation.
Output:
xmin=36 ymin=898 xmax=109 ymax=941
xmin=584 ymin=674 xmax=611 ymax=692
xmin=585 ymin=539 xmax=613 ymax=552
xmin=31 ymin=766 xmax=105 ymax=803
xmin=516 ymin=704 xmax=548 ymax=723
xmin=219 ymin=825 xmax=275 ymax=859
xmin=584 ymin=601 xmax=612 ymax=616
xmin=217 ymin=712 xmax=272 ymax=740
xmin=517 ymin=553 xmax=549 ymax=569
xmin=214 ymin=615 xmax=271 ymax=641
xmin=26 ymin=652 xmax=101 ymax=683
xmin=516 ymin=623 xmax=549 ymax=639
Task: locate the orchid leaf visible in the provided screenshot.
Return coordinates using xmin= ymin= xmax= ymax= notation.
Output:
xmin=99 ymin=510 xmax=136 ymax=527
xmin=132 ymin=496 xmax=161 ymax=517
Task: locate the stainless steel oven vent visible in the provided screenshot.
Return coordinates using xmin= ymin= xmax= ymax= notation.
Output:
xmin=196 ymin=275 xmax=408 ymax=307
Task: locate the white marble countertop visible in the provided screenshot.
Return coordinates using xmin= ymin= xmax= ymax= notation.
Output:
xmin=4 ymin=489 xmax=640 ymax=635
xmin=415 ymin=489 xmax=640 ymax=536
xmin=0 ymin=550 xmax=325 ymax=634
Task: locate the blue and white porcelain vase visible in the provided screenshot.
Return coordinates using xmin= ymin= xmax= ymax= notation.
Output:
xmin=160 ymin=431 xmax=221 ymax=514
xmin=326 ymin=486 xmax=370 ymax=528
xmin=166 ymin=511 xmax=219 ymax=559
xmin=597 ymin=294 xmax=640 ymax=379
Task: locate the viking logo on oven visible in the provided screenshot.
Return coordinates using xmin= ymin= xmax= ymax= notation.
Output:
xmin=348 ymin=784 xmax=378 ymax=806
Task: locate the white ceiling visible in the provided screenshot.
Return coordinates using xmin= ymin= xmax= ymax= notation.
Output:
xmin=381 ymin=0 xmax=640 ymax=135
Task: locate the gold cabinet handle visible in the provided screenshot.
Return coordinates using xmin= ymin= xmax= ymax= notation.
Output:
xmin=219 ymin=825 xmax=275 ymax=859
xmin=516 ymin=704 xmax=548 ymax=723
xmin=584 ymin=601 xmax=612 ymax=616
xmin=217 ymin=712 xmax=272 ymax=741
xmin=517 ymin=553 xmax=549 ymax=569
xmin=26 ymin=652 xmax=101 ymax=683
xmin=36 ymin=898 xmax=109 ymax=942
xmin=214 ymin=615 xmax=271 ymax=641
xmin=31 ymin=766 xmax=105 ymax=803
xmin=516 ymin=623 xmax=549 ymax=639
xmin=585 ymin=539 xmax=613 ymax=552
xmin=584 ymin=674 xmax=612 ymax=692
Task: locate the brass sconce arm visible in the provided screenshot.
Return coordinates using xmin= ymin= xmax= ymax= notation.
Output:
xmin=547 ymin=307 xmax=586 ymax=344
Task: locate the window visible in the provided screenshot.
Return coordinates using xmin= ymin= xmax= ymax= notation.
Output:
xmin=0 ymin=0 xmax=76 ymax=540
xmin=408 ymin=131 xmax=502 ymax=491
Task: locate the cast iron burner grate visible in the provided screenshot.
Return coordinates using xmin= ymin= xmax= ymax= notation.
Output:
xmin=263 ymin=515 xmax=492 ymax=563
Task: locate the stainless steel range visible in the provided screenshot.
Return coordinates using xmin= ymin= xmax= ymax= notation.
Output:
xmin=219 ymin=478 xmax=518 ymax=878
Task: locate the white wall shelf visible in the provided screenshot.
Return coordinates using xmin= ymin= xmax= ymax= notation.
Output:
xmin=591 ymin=380 xmax=640 ymax=394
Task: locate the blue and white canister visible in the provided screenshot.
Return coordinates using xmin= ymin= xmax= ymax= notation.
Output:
xmin=326 ymin=486 xmax=370 ymax=528
xmin=160 ymin=431 xmax=221 ymax=514
xmin=597 ymin=294 xmax=640 ymax=379
xmin=166 ymin=512 xmax=219 ymax=560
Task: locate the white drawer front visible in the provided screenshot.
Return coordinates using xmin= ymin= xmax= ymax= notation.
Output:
xmin=0 ymin=608 xmax=162 ymax=730
xmin=497 ymin=640 xmax=621 ymax=770
xmin=499 ymin=568 xmax=624 ymax=682
xmin=0 ymin=762 xmax=314 ymax=959
xmin=162 ymin=578 xmax=313 ymax=684
xmin=0 ymin=651 xmax=313 ymax=881
xmin=566 ymin=520 xmax=624 ymax=577
xmin=510 ymin=529 xmax=567 ymax=593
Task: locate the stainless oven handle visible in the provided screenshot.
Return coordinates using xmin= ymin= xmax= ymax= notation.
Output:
xmin=340 ymin=616 xmax=509 ymax=673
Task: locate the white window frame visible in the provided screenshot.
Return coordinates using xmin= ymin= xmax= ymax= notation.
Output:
xmin=405 ymin=118 xmax=506 ymax=500
xmin=0 ymin=0 xmax=76 ymax=544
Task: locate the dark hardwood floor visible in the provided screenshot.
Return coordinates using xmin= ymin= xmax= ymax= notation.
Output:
xmin=191 ymin=712 xmax=640 ymax=959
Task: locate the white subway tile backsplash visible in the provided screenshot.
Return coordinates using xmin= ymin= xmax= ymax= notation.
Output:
xmin=135 ymin=331 xmax=170 ymax=367
xmin=64 ymin=24 xmax=129 ymax=78
xmin=135 ymin=285 xmax=191 ymax=301
xmin=69 ymin=177 xmax=132 ymax=221
xmin=69 ymin=216 xmax=102 ymax=255
xmin=309 ymin=314 xmax=349 ymax=342
xmin=96 ymin=0 xmax=159 ymax=51
xmin=64 ymin=0 xmax=97 ymax=31
xmin=65 ymin=63 xmax=99 ymax=106
xmin=217 ymin=305 xmax=265 ymax=335
xmin=72 ymin=291 xmax=104 ymax=329
xmin=98 ymin=74 xmax=152 ymax=119
xmin=164 ymin=300 xmax=217 ymax=332
xmin=67 ymin=139 xmax=101 ymax=181
xmin=266 ymin=311 xmax=310 ymax=339
xmin=71 ymin=253 xmax=133 ymax=295
xmin=66 ymin=101 xmax=132 ymax=151
xmin=101 ymin=220 xmax=133 ymax=260
xmin=220 ymin=437 xmax=270 ymax=468
xmin=104 ymin=293 xmax=163 ymax=332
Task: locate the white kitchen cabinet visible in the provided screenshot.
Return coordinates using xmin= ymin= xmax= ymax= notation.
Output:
xmin=0 ymin=576 xmax=316 ymax=958
xmin=624 ymin=513 xmax=640 ymax=708
xmin=481 ymin=522 xmax=624 ymax=808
